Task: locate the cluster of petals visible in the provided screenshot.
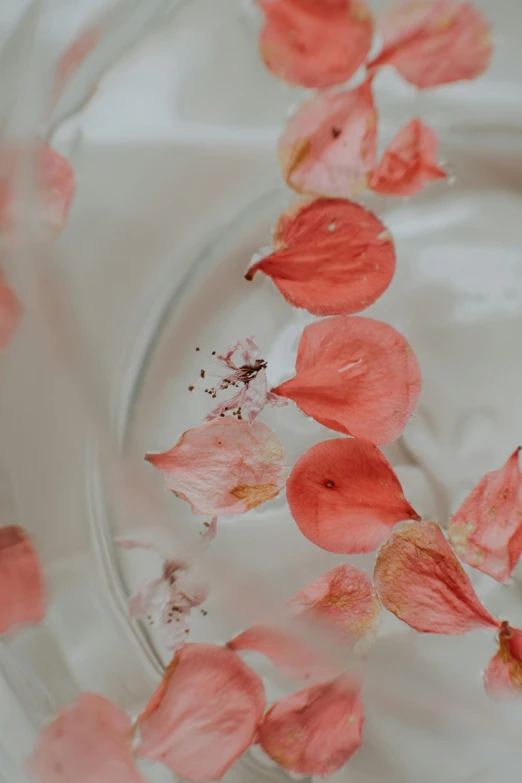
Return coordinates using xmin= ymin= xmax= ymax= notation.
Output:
xmin=205 ymin=337 xmax=286 ymax=422
xmin=260 ymin=1 xmax=492 ymax=201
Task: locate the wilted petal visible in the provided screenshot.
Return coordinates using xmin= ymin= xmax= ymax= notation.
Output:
xmin=246 ymin=198 xmax=395 ymax=316
xmin=368 ymin=0 xmax=493 ymax=88
xmin=258 ymin=0 xmax=374 ymax=88
xmin=0 ymin=271 xmax=21 ymax=349
xmin=448 ymin=448 xmax=522 ymax=583
xmin=29 ymin=693 xmax=145 ymax=783
xmin=229 ymin=563 xmax=381 ymax=679
xmin=146 ymin=418 xmax=288 ymax=515
xmin=484 ymin=622 xmax=522 ymax=700
xmin=287 ymin=438 xmax=420 ymax=553
xmin=0 ymin=525 xmax=45 ymax=634
xmin=272 ymin=315 xmax=421 ymax=444
xmin=369 ymin=118 xmax=447 ymax=196
xmin=258 ymin=676 xmax=363 ymax=776
xmin=278 ymin=82 xmax=377 ymax=198
xmin=374 ymin=521 xmax=500 ymax=634
xmin=136 ymin=643 xmax=265 ymax=782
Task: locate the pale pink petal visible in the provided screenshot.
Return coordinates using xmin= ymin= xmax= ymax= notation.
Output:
xmin=448 ymin=448 xmax=522 ymax=583
xmin=272 ymin=316 xmax=421 ymax=444
xmin=484 ymin=622 xmax=522 ymax=700
xmin=127 ymin=576 xmax=166 ymax=618
xmin=146 ymin=418 xmax=289 ymax=515
xmin=258 ymin=676 xmax=364 ymax=775
xmin=374 ymin=521 xmax=500 ymax=634
xmin=258 ymin=0 xmax=374 ymax=88
xmin=136 ymin=643 xmax=265 ymax=781
xmin=201 ymin=517 xmax=218 ymax=547
xmin=287 ymin=438 xmax=420 ymax=553
xmin=278 ymin=81 xmax=377 ymax=198
xmin=246 ymin=198 xmax=395 ymax=316
xmin=0 ymin=140 xmax=75 ymax=238
xmin=116 ymin=538 xmax=164 ymax=556
xmin=368 ymin=0 xmax=493 ymax=88
xmin=369 ymin=117 xmax=447 ymax=196
xmin=0 ymin=525 xmax=45 ymax=634
xmin=0 ymin=271 xmax=21 ymax=350
xmin=29 ymin=693 xmax=145 ymax=783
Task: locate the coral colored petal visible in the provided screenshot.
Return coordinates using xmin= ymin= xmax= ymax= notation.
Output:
xmin=258 ymin=0 xmax=374 ymax=89
xmin=136 ymin=643 xmax=265 ymax=782
xmin=369 ymin=118 xmax=447 ymax=196
xmin=449 ymin=448 xmax=522 ymax=583
xmin=368 ymin=0 xmax=493 ymax=88
xmin=484 ymin=622 xmax=522 ymax=700
xmin=29 ymin=693 xmax=145 ymax=783
xmin=374 ymin=521 xmax=500 ymax=634
xmin=272 ymin=315 xmax=421 ymax=444
xmin=0 ymin=525 xmax=45 ymax=634
xmin=0 ymin=271 xmax=21 ymax=350
xmin=247 ymin=198 xmax=395 ymax=316
xmin=278 ymin=82 xmax=377 ymax=198
xmin=258 ymin=676 xmax=364 ymax=776
xmin=287 ymin=438 xmax=420 ymax=553
xmin=146 ymin=418 xmax=288 ymax=516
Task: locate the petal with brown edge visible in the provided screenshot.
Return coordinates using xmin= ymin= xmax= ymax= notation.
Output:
xmin=278 ymin=81 xmax=377 ymax=199
xmin=449 ymin=448 xmax=522 ymax=583
xmin=374 ymin=521 xmax=500 ymax=634
xmin=258 ymin=0 xmax=373 ymax=89
xmin=247 ymin=198 xmax=395 ymax=316
xmin=484 ymin=622 xmax=522 ymax=700
xmin=136 ymin=643 xmax=265 ymax=782
xmin=369 ymin=118 xmax=447 ymax=196
xmin=368 ymin=0 xmax=492 ymax=89
xmin=272 ymin=316 xmax=421 ymax=444
xmin=258 ymin=676 xmax=364 ymax=776
xmin=146 ymin=418 xmax=288 ymax=516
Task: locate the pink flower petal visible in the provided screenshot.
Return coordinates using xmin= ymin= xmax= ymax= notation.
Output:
xmin=0 ymin=271 xmax=21 ymax=350
xmin=29 ymin=693 xmax=145 ymax=783
xmin=246 ymin=198 xmax=395 ymax=316
xmin=0 ymin=525 xmax=45 ymax=634
xmin=229 ymin=564 xmax=381 ymax=679
xmin=258 ymin=0 xmax=374 ymax=88
xmin=258 ymin=676 xmax=364 ymax=775
xmin=278 ymin=81 xmax=377 ymax=198
xmin=484 ymin=622 xmax=522 ymax=700
xmin=287 ymin=438 xmax=420 ymax=554
xmin=374 ymin=521 xmax=500 ymax=634
xmin=136 ymin=643 xmax=265 ymax=782
xmin=369 ymin=117 xmax=447 ymax=196
xmin=146 ymin=418 xmax=288 ymax=516
xmin=448 ymin=448 xmax=522 ymax=583
xmin=0 ymin=140 xmax=75 ymax=238
xmin=368 ymin=0 xmax=493 ymax=89
xmin=272 ymin=316 xmax=421 ymax=444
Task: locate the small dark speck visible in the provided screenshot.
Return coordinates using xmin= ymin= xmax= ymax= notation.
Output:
xmin=220 ymin=413 xmax=225 ymax=417
xmin=212 ymin=351 xmax=216 ymax=355
xmin=200 ymin=370 xmax=206 ymax=378
xmin=331 ymin=127 xmax=341 ymax=138
xmin=325 ymin=480 xmax=335 ymax=488
xmin=188 ymin=385 xmax=195 ymax=391
xmin=200 ymin=609 xmax=208 ymax=616
xmin=204 ymin=521 xmax=210 ymax=527
xmin=196 ymin=347 xmax=200 ymax=351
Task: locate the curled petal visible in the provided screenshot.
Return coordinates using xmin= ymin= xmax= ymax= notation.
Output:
xmin=484 ymin=622 xmax=522 ymax=700
xmin=278 ymin=82 xmax=377 ymax=198
xmin=287 ymin=438 xmax=420 ymax=553
xmin=374 ymin=521 xmax=500 ymax=634
xmin=29 ymin=693 xmax=145 ymax=783
xmin=146 ymin=418 xmax=288 ymax=516
xmin=272 ymin=316 xmax=421 ymax=444
xmin=0 ymin=525 xmax=45 ymax=634
xmin=136 ymin=643 xmax=265 ymax=782
xmin=448 ymin=448 xmax=522 ymax=583
xmin=258 ymin=0 xmax=374 ymax=89
xmin=246 ymin=198 xmax=395 ymax=316
xmin=0 ymin=271 xmax=21 ymax=350
xmin=258 ymin=676 xmax=364 ymax=776
xmin=368 ymin=0 xmax=492 ymax=89
xmin=369 ymin=118 xmax=447 ymax=196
